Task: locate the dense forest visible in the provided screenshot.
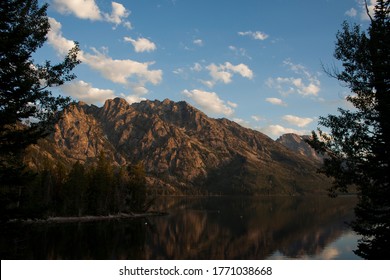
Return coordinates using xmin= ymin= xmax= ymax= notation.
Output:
xmin=1 ymin=153 xmax=150 ymax=220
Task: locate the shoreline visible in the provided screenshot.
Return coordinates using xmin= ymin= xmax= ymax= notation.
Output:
xmin=7 ymin=211 xmax=168 ymax=224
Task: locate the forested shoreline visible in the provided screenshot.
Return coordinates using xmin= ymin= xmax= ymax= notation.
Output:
xmin=1 ymin=152 xmax=151 ymax=221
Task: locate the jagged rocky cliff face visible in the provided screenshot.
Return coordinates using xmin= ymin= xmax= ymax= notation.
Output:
xmin=26 ymin=98 xmax=330 ymax=195
xmin=276 ymin=133 xmax=323 ymax=163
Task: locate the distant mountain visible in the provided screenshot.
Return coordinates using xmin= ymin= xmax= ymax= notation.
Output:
xmin=276 ymin=133 xmax=323 ymax=163
xmin=25 ymin=98 xmax=330 ymax=195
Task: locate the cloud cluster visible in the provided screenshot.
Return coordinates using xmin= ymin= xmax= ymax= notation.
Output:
xmin=259 ymin=125 xmax=305 ymax=138
xmin=48 ymin=1 xmax=321 ymax=140
xmin=256 ymin=113 xmax=313 ymax=138
xmin=251 ymin=115 xmax=263 ymax=122
xmin=124 ymin=36 xmax=157 ymax=53
xmin=48 ymin=18 xmax=162 ymax=93
xmin=282 ymin=115 xmax=313 ymax=127
xmin=60 ymin=80 xmax=147 ymax=105
xmin=173 ymin=60 xmax=253 ymax=118
xmin=182 ymin=89 xmax=235 ymax=116
xmin=267 ymin=77 xmax=320 ymax=96
xmin=253 ymin=112 xmax=312 ymax=138
xmin=204 ymin=62 xmax=253 ymax=88
xmin=266 ymin=60 xmax=320 ymax=96
xmin=123 ymin=94 xmax=147 ymax=104
xmin=47 ymin=18 xmax=77 ymax=57
xmin=345 ymin=0 xmax=376 ymax=20
xmin=193 ymin=39 xmax=203 ymax=46
xmin=53 ymin=0 xmax=132 ymax=28
xmin=345 ymin=8 xmax=358 ymax=17
xmin=191 ymin=62 xmax=202 ymax=72
xmin=82 ymin=48 xmax=162 ymax=85
xmin=229 ymin=45 xmax=252 ymax=60
xmin=60 ymin=80 xmax=115 ymax=104
xmin=265 ymin=97 xmax=287 ymax=106
xmin=238 ymin=31 xmax=269 ymax=41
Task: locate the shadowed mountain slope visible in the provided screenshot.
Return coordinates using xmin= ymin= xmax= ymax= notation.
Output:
xmin=26 ymin=98 xmax=330 ymax=195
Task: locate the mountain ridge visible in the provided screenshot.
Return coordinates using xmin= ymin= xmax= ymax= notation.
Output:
xmin=25 ymin=97 xmax=330 ymax=195
xmin=276 ymin=133 xmax=324 ymax=163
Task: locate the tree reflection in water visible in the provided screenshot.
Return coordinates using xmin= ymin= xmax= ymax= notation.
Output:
xmin=0 ymin=196 xmax=360 ymax=259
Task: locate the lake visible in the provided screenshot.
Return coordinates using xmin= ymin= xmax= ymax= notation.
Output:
xmin=0 ymin=196 xmax=361 ymax=259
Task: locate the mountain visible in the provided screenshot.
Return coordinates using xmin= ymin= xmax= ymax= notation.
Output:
xmin=25 ymin=98 xmax=330 ymax=195
xmin=276 ymin=133 xmax=323 ymax=163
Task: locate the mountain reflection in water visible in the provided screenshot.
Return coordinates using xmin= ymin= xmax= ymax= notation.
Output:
xmin=1 ymin=196 xmax=361 ymax=259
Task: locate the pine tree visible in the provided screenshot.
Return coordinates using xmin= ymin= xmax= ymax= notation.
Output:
xmin=0 ymin=0 xmax=80 ymax=184
xmin=0 ymin=0 xmax=80 ymax=218
xmin=308 ymin=0 xmax=390 ymax=259
xmin=88 ymin=152 xmax=114 ymax=215
xmin=63 ymin=161 xmax=88 ymax=216
xmin=126 ymin=162 xmax=147 ymax=213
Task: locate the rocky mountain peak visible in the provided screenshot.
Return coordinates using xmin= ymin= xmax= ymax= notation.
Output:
xmin=162 ymin=98 xmax=173 ymax=105
xmin=276 ymin=133 xmax=323 ymax=163
xmin=27 ymin=99 xmax=330 ymax=195
xmin=103 ymin=97 xmax=130 ymax=112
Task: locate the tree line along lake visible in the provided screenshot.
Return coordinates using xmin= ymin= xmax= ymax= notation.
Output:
xmin=0 ymin=195 xmax=361 ymax=260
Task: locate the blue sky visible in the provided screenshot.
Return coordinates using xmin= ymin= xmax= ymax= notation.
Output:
xmin=37 ymin=0 xmax=374 ymax=139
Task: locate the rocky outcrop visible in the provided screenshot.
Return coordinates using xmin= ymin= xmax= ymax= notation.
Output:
xmin=26 ymin=98 xmax=330 ymax=195
xmin=276 ymin=133 xmax=323 ymax=163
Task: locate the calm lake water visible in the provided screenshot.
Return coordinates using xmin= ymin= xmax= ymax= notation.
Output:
xmin=1 ymin=196 xmax=361 ymax=259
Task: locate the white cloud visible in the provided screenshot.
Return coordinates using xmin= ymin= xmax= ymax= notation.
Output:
xmin=131 ymin=86 xmax=149 ymax=95
xmin=123 ymin=94 xmax=146 ymax=104
xmin=122 ymin=21 xmax=133 ymax=30
xmin=224 ymin=62 xmax=253 ymax=79
xmin=172 ymin=67 xmax=185 ymax=75
xmin=205 ymin=62 xmax=253 ymax=87
xmin=238 ymin=30 xmax=269 ymax=40
xmin=266 ymin=77 xmax=294 ymax=95
xmin=283 ymin=59 xmax=320 ymax=84
xmin=265 ymin=97 xmax=287 ymax=106
xmin=122 ymin=86 xmax=149 ymax=104
xmin=229 ymin=45 xmax=252 ymax=59
xmin=282 ymin=115 xmax=313 ymax=127
xmin=53 ymin=0 xmax=101 ymax=21
xmin=83 ymin=49 xmax=162 ymax=85
xmin=290 ymin=77 xmax=320 ymax=96
xmin=200 ymin=80 xmax=216 ymax=88
xmin=266 ymin=60 xmax=321 ymax=96
xmin=345 ymin=0 xmax=376 ymax=21
xmin=60 ymin=80 xmax=115 ymax=104
xmin=258 ymin=125 xmax=306 ymax=138
xmin=359 ymin=0 xmax=376 ymax=20
xmin=227 ymin=101 xmax=238 ymax=108
xmin=207 ymin=63 xmax=232 ymax=84
xmin=59 ymin=79 xmax=150 ymax=106
xmin=233 ymin=118 xmax=251 ymax=128
xmin=345 ymin=7 xmax=357 ymax=17
xmin=47 ymin=18 xmax=78 ymax=56
xmin=124 ymin=36 xmax=156 ymax=52
xmin=193 ymin=39 xmax=203 ymax=46
xmin=182 ymin=89 xmax=235 ymax=116
xmin=251 ymin=115 xmax=263 ymax=122
xmin=104 ymin=2 xmax=130 ymax=27
xmin=172 ymin=67 xmax=189 ymax=80
xmin=53 ymin=0 xmax=132 ymax=28
xmin=302 ymin=82 xmax=320 ymax=95
xmin=47 ymin=18 xmax=162 ymax=93
xmin=191 ymin=62 xmax=202 ymax=72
